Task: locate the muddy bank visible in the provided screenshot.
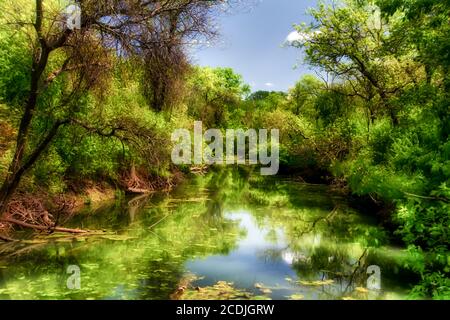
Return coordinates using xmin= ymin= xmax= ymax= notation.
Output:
xmin=0 ymin=171 xmax=184 ymax=240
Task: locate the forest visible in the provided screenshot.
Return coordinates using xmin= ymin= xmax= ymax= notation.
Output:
xmin=0 ymin=0 xmax=448 ymax=300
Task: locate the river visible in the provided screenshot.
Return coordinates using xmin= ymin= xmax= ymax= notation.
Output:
xmin=0 ymin=168 xmax=417 ymax=300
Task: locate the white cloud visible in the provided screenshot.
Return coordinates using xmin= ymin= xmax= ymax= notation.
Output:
xmin=285 ymin=30 xmax=321 ymax=45
xmin=265 ymin=82 xmax=274 ymax=87
xmin=286 ymin=31 xmax=303 ymax=44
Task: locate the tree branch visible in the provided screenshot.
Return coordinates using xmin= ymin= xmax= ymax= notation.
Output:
xmin=1 ymin=217 xmax=87 ymax=234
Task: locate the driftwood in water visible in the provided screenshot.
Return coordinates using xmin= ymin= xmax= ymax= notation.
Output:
xmin=0 ymin=194 xmax=85 ymax=239
xmin=0 ymin=234 xmax=15 ymax=242
xmin=1 ymin=217 xmax=87 ymax=234
xmin=127 ymin=187 xmax=152 ymax=194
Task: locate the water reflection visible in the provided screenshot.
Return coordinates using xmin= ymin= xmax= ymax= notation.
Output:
xmin=0 ymin=169 xmax=417 ymax=300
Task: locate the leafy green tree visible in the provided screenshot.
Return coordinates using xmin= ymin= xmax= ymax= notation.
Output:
xmin=288 ymin=0 xmax=450 ymax=299
xmin=291 ymin=0 xmax=423 ymax=125
xmin=187 ymin=66 xmax=250 ymax=127
xmin=288 ymin=75 xmax=322 ymax=116
xmin=247 ymin=91 xmax=287 ymax=112
xmin=0 ymin=0 xmax=234 ymax=219
xmin=377 ymin=0 xmax=450 ymax=136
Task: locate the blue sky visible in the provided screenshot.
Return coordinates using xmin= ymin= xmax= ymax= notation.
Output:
xmin=192 ymin=0 xmax=318 ymax=92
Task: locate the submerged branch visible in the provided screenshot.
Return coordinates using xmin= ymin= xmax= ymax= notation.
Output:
xmin=1 ymin=217 xmax=88 ymax=234
xmin=0 ymin=234 xmax=16 ymax=242
xmin=297 ymin=206 xmax=340 ymax=236
xmin=344 ymin=248 xmax=368 ymax=294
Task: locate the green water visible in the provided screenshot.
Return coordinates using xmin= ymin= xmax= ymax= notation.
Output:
xmin=0 ymin=169 xmax=417 ymax=300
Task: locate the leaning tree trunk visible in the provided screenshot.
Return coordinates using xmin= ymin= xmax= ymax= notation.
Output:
xmin=0 ymin=13 xmax=51 ymax=218
xmin=0 ymin=119 xmax=66 ymax=218
xmin=0 ymin=90 xmax=41 ymax=217
xmin=0 ymin=173 xmax=23 ymax=218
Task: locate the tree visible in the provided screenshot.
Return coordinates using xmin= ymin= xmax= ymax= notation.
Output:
xmin=377 ymin=0 xmax=450 ymax=138
xmin=140 ymin=1 xmax=223 ymax=112
xmin=288 ymin=75 xmax=322 ymax=116
xmin=290 ymin=0 xmax=423 ymax=125
xmin=377 ymin=0 xmax=450 ymax=85
xmin=187 ymin=67 xmax=250 ymax=127
xmin=0 ymin=0 xmax=234 ymax=219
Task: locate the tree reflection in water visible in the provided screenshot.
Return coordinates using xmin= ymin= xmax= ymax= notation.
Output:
xmin=0 ymin=168 xmax=417 ymax=300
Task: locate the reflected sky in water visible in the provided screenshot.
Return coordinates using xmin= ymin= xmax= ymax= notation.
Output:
xmin=0 ymin=169 xmax=417 ymax=300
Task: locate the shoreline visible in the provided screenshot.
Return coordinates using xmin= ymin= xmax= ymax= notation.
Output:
xmin=0 ymin=171 xmax=184 ymax=240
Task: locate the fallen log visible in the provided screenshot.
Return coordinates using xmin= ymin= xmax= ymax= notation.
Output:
xmin=127 ymin=187 xmax=153 ymax=194
xmin=0 ymin=234 xmax=16 ymax=242
xmin=1 ymin=217 xmax=88 ymax=234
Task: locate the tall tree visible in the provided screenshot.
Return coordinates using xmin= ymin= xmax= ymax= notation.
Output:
xmin=290 ymin=0 xmax=423 ymax=125
xmin=0 ymin=0 xmax=234 ymax=218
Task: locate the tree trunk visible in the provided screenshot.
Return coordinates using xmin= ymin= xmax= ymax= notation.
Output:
xmin=0 ymin=175 xmax=23 ymax=218
xmin=0 ymin=0 xmax=51 ymax=218
xmin=1 ymin=217 xmax=87 ymax=234
xmin=0 ymin=120 xmax=66 ymax=218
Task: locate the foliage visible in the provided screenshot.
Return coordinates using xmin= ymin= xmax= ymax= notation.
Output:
xmin=0 ymin=0 xmax=448 ymax=300
xmin=186 ymin=66 xmax=250 ymax=127
xmin=285 ymin=0 xmax=450 ymax=299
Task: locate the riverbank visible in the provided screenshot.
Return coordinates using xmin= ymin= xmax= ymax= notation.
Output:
xmin=0 ymin=170 xmax=185 ymax=240
xmin=280 ymin=164 xmax=399 ymax=231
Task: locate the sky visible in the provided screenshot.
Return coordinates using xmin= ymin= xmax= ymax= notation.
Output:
xmin=191 ymin=0 xmax=318 ymax=93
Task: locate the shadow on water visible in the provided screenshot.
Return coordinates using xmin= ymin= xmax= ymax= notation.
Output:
xmin=0 ymin=168 xmax=418 ymax=300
